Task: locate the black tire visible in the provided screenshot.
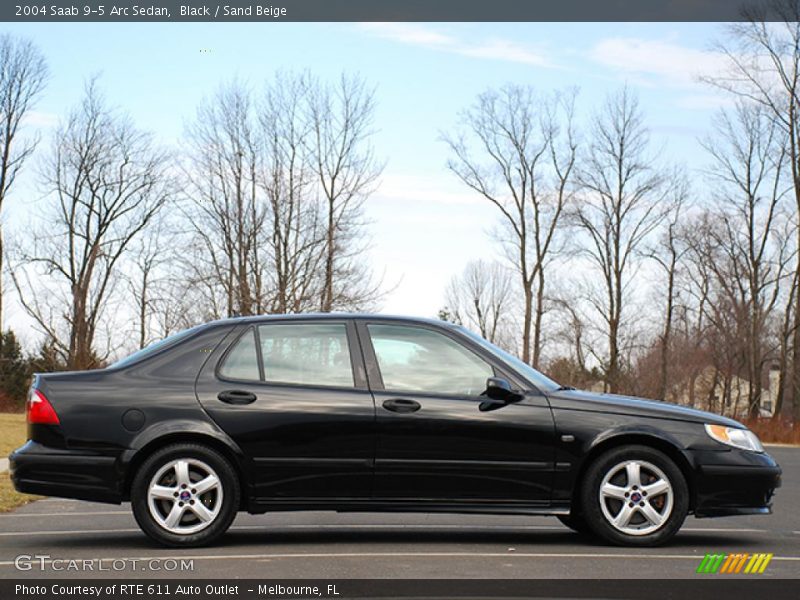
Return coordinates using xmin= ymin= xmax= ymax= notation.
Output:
xmin=131 ymin=443 xmax=239 ymax=547
xmin=557 ymin=513 xmax=593 ymax=535
xmin=580 ymin=445 xmax=688 ymax=547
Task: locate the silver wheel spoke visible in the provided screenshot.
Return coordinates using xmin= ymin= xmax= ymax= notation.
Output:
xmin=601 ymin=482 xmax=627 ymax=500
xmin=174 ymin=460 xmax=191 ymax=487
xmin=150 ymin=484 xmax=176 ymax=500
xmin=613 ymin=503 xmax=635 ymax=528
xmin=194 ymin=474 xmax=220 ymax=496
xmin=625 ymin=462 xmax=641 ymax=488
xmin=164 ymin=502 xmax=185 ymax=529
xmin=642 ymin=479 xmax=669 ymax=497
xmin=640 ymin=501 xmax=665 ymax=526
xmin=189 ymin=502 xmax=214 ymax=522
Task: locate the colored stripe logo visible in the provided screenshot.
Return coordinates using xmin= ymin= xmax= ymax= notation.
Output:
xmin=697 ymin=553 xmax=773 ymax=574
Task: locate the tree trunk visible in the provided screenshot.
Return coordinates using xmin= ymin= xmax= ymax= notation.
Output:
xmin=139 ymin=274 xmax=148 ymax=349
xmin=532 ymin=268 xmax=545 ymax=369
xmin=0 ymin=228 xmax=4 ymax=332
xmin=658 ymin=261 xmax=676 ymax=401
xmin=322 ymin=199 xmax=335 ymax=312
xmin=521 ymin=283 xmax=533 ymax=364
xmin=608 ymin=317 xmax=619 ymax=393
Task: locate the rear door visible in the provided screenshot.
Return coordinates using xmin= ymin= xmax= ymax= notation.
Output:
xmin=359 ymin=321 xmax=557 ymax=504
xmin=196 ymin=319 xmax=375 ymax=500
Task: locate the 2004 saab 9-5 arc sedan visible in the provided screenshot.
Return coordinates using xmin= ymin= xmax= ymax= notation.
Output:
xmin=10 ymin=314 xmax=781 ymax=547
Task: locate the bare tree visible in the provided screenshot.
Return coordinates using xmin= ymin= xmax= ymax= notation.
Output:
xmin=184 ymin=73 xmax=384 ymax=319
xmin=703 ymin=0 xmax=800 ymax=417
xmin=648 ymin=173 xmax=691 ymax=400
xmin=308 ymin=74 xmax=383 ymax=312
xmin=10 ymin=80 xmax=172 ymax=369
xmin=548 ymin=294 xmax=594 ymax=386
xmin=0 ymin=34 xmax=48 ymax=330
xmin=183 ymin=81 xmax=267 ymax=318
xmin=700 ymin=100 xmax=793 ymax=415
xmin=126 ymin=220 xmax=191 ymax=350
xmin=574 ymin=87 xmax=669 ymax=393
xmin=443 ymin=85 xmax=578 ymax=367
xmin=130 ymin=230 xmax=161 ymax=349
xmin=259 ymin=72 xmax=325 ymax=313
xmin=443 ymin=259 xmax=515 ymax=346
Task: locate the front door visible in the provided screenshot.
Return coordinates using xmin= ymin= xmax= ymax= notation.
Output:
xmin=361 ymin=322 xmax=556 ymax=504
xmin=196 ymin=320 xmax=375 ymax=500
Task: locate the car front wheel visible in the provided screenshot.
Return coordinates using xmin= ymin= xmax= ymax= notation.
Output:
xmin=131 ymin=443 xmax=239 ymax=547
xmin=581 ymin=445 xmax=688 ymax=546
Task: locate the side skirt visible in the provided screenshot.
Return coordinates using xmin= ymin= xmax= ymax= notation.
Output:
xmin=247 ymin=499 xmax=571 ymax=516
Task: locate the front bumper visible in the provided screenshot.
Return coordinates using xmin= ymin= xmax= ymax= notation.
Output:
xmin=692 ymin=449 xmax=781 ymax=518
xmin=9 ymin=441 xmax=123 ymax=504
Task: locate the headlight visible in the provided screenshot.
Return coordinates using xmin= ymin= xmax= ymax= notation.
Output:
xmin=704 ymin=424 xmax=764 ymax=452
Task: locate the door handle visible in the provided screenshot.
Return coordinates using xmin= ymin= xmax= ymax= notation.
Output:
xmin=218 ymin=390 xmax=257 ymax=405
xmin=382 ymin=398 xmax=421 ymax=413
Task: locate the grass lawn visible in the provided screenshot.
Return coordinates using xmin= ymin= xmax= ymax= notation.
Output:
xmin=0 ymin=412 xmax=41 ymax=512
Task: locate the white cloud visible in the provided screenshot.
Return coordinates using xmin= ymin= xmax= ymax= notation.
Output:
xmin=589 ymin=37 xmax=726 ymax=87
xmin=359 ymin=23 xmax=454 ymax=47
xmin=375 ymin=173 xmax=486 ymax=207
xmin=358 ymin=23 xmax=551 ymax=68
xmin=674 ymin=93 xmax=735 ymax=111
xmin=458 ymin=38 xmax=550 ymax=67
xmin=22 ymin=110 xmax=59 ymax=128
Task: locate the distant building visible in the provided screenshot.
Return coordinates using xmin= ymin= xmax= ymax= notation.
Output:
xmin=665 ymin=365 xmax=778 ymax=419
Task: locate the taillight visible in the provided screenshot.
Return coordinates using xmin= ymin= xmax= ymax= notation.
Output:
xmin=27 ymin=389 xmax=60 ymax=425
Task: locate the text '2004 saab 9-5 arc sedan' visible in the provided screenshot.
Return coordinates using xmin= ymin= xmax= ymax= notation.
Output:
xmin=10 ymin=314 xmax=781 ymax=547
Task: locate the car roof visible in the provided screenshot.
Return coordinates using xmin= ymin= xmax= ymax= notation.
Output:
xmin=210 ymin=313 xmax=461 ymax=329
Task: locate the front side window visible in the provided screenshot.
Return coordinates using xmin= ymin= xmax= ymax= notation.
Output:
xmin=258 ymin=323 xmax=353 ymax=387
xmin=368 ymin=324 xmax=493 ymax=396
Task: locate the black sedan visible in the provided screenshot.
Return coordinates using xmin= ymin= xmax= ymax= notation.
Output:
xmin=10 ymin=314 xmax=781 ymax=547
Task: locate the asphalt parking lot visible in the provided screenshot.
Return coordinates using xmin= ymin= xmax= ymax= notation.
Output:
xmin=0 ymin=446 xmax=798 ymax=581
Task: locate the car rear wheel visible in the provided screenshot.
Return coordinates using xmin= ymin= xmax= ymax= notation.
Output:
xmin=131 ymin=443 xmax=239 ymax=547
xmin=581 ymin=445 xmax=688 ymax=546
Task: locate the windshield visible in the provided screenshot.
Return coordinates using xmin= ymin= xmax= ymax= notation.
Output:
xmin=457 ymin=326 xmax=561 ymax=393
xmin=109 ymin=325 xmax=204 ymax=369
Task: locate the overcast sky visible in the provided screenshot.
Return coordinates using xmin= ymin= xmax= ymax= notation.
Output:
xmin=2 ymin=22 xmax=733 ymax=351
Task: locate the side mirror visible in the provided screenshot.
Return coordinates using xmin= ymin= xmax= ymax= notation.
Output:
xmin=480 ymin=377 xmax=523 ymax=411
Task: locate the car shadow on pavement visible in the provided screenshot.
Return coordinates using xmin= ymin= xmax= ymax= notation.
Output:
xmin=31 ymin=527 xmax=764 ymax=551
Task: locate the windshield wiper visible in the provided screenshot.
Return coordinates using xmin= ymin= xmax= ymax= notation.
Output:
xmin=556 ymin=385 xmax=576 ymax=391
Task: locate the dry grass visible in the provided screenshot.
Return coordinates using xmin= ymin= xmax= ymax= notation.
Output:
xmin=0 ymin=473 xmax=40 ymax=512
xmin=742 ymin=416 xmax=800 ymax=445
xmin=0 ymin=412 xmax=41 ymax=511
xmin=0 ymin=412 xmax=26 ymax=456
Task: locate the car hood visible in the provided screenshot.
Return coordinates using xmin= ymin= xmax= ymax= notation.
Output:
xmin=546 ymin=389 xmax=744 ymax=428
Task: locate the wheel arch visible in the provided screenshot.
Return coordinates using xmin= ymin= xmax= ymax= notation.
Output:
xmin=122 ymin=428 xmax=250 ymax=509
xmin=568 ymin=432 xmax=696 ymax=515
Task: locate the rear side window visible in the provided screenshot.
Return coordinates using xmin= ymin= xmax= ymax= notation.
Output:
xmin=218 ymin=328 xmax=260 ymax=380
xmin=259 ymin=323 xmax=353 ymax=387
xmin=218 ymin=323 xmax=354 ymax=388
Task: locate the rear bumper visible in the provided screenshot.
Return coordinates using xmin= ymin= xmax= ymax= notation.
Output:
xmin=693 ymin=453 xmax=781 ymax=518
xmin=9 ymin=441 xmax=122 ymax=504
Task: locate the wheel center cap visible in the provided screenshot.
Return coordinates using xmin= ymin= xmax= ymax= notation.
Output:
xmin=630 ymin=492 xmax=642 ymax=503
xmin=179 ymin=490 xmax=191 ymax=501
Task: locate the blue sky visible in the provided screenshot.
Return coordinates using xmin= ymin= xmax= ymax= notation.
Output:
xmin=2 ymin=21 xmax=733 ymax=347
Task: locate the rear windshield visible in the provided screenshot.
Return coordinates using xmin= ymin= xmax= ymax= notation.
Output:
xmin=109 ymin=325 xmax=204 ymax=369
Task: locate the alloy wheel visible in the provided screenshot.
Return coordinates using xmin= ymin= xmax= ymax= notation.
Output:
xmin=147 ymin=458 xmax=223 ymax=535
xmin=598 ymin=459 xmax=673 ymax=536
